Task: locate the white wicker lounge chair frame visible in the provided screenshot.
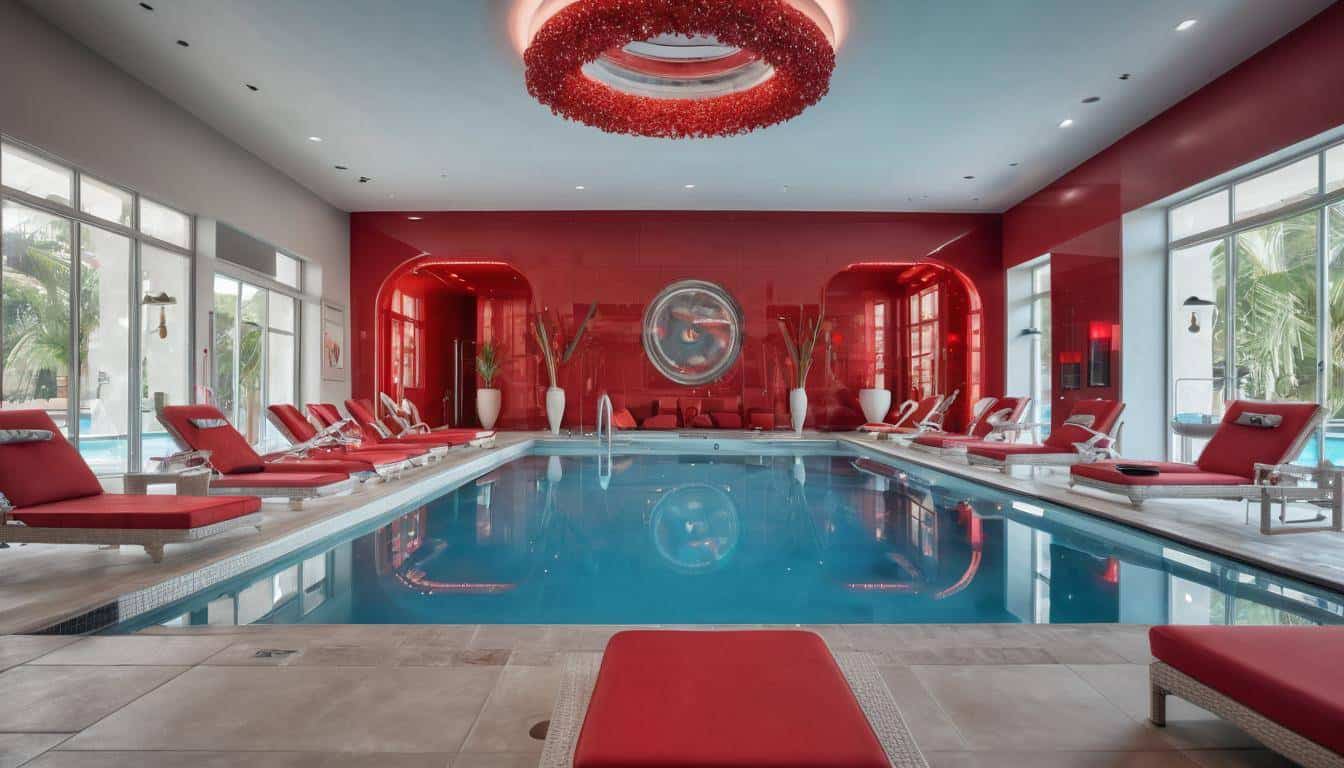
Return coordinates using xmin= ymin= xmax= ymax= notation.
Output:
xmin=1150 ymin=661 xmax=1344 ymax=768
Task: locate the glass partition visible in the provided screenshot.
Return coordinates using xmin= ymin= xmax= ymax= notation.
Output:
xmin=77 ymin=224 xmax=133 ymax=474
xmin=140 ymin=245 xmax=191 ymax=467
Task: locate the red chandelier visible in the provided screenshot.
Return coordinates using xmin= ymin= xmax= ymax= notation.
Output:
xmin=523 ymin=0 xmax=838 ymax=139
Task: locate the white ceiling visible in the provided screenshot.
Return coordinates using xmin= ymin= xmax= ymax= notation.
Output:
xmin=25 ymin=0 xmax=1334 ymax=213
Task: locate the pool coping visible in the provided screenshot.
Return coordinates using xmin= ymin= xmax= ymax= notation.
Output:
xmin=12 ymin=430 xmax=1344 ymax=634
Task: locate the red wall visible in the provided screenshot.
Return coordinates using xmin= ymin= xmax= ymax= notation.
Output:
xmin=1003 ymin=3 xmax=1344 ymax=428
xmin=350 ymin=212 xmax=1003 ymax=430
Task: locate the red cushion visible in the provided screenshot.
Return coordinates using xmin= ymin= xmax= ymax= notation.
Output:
xmin=965 ymin=443 xmax=1073 ymax=461
xmin=1150 ymin=626 xmax=1344 ymax=756
xmin=574 ymin=631 xmax=888 ymax=768
xmin=267 ymin=404 xmax=318 ymax=443
xmin=641 ymin=414 xmax=678 ymax=430
xmin=749 ymin=412 xmax=776 ymax=430
xmin=0 ymin=410 xmax=104 ymax=508
xmin=159 ymin=405 xmax=264 ymax=474
xmin=1043 ymin=399 xmax=1124 ymax=450
xmin=263 ymin=457 xmax=374 ymax=474
xmin=711 ymin=412 xmax=743 ymax=429
xmin=708 ymin=396 xmax=741 ymax=413
xmin=306 ymin=403 xmax=343 ymax=428
xmin=690 ymin=414 xmax=714 ymax=428
xmin=1070 ymin=462 xmax=1248 ymax=486
xmin=1197 ymin=400 xmax=1321 ymax=479
xmin=612 ymin=409 xmax=637 ymax=430
xmin=678 ymin=398 xmax=704 ymax=425
xmin=375 ymin=431 xmax=471 ymax=446
xmin=210 ymin=470 xmax=349 ymax=489
xmin=912 ymin=433 xmax=981 ymax=448
xmin=10 ymin=493 xmax=261 ymax=530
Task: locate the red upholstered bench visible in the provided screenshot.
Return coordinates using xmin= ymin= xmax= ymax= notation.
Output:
xmin=574 ymin=630 xmax=889 ymax=768
xmin=1149 ymin=625 xmax=1344 ymax=766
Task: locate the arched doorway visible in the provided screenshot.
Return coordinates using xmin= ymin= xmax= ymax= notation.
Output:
xmin=817 ymin=261 xmax=984 ymax=430
xmin=374 ymin=258 xmax=535 ymax=429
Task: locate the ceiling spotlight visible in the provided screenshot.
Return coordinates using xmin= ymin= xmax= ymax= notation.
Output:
xmin=574 ymin=185 xmax=586 ymax=190
xmin=244 ymin=83 xmax=259 ymax=92
xmin=1176 ymin=19 xmax=1198 ymax=31
xmin=1059 ymin=118 xmax=1075 ymax=128
xmin=684 ymin=184 xmax=696 ymax=189
xmin=139 ymin=2 xmax=154 ymax=10
xmin=334 ymin=165 xmax=348 ymax=171
xmin=358 ymin=176 xmax=371 ymax=183
xmin=963 ymin=175 xmax=975 ymax=180
xmin=1082 ymin=96 xmax=1100 ymax=104
xmin=176 ymin=40 xmax=190 ymax=47
xmin=407 ymin=216 xmax=422 ymax=221
xmin=1118 ymin=73 xmax=1132 ymax=80
xmin=1008 ymin=162 xmax=1020 ymax=167
xmin=307 ymin=136 xmax=323 ymax=142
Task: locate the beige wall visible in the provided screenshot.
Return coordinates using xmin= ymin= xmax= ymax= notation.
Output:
xmin=0 ymin=0 xmax=350 ymax=404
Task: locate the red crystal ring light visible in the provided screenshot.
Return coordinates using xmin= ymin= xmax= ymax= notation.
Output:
xmin=515 ymin=0 xmax=842 ymax=138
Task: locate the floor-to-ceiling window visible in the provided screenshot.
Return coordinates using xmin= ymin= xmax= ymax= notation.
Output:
xmin=1168 ymin=139 xmax=1344 ymax=462
xmin=907 ymin=285 xmax=940 ymax=398
xmin=212 ymin=255 xmax=302 ymax=452
xmin=1028 ymin=260 xmax=1052 ymax=436
xmin=1 ymin=138 xmax=193 ymax=474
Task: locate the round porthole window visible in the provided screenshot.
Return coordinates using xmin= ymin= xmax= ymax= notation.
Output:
xmin=641 ymin=280 xmax=744 ymax=385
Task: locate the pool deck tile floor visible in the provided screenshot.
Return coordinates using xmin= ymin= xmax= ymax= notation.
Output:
xmin=0 ymin=624 xmax=1297 ymax=767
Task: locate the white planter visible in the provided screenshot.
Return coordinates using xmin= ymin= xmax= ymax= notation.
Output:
xmin=859 ymin=388 xmax=892 ymax=424
xmin=789 ymin=387 xmax=808 ymax=434
xmin=545 ymin=386 xmax=565 ymax=435
xmin=476 ymin=388 xmax=501 ymax=430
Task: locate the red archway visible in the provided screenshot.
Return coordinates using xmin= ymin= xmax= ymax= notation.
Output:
xmin=374 ymin=257 xmax=536 ymax=429
xmin=816 ymin=261 xmax=984 ymax=431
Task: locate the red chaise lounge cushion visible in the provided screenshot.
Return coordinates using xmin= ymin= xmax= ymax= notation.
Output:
xmin=0 ymin=411 xmax=104 ymax=507
xmin=574 ymin=631 xmax=888 ymax=768
xmin=159 ymin=404 xmax=267 ymax=474
xmin=10 ymin=494 xmax=261 ymax=530
xmin=1150 ymin=625 xmax=1344 ymax=756
xmin=1070 ymin=461 xmax=1246 ymax=486
xmin=1196 ymin=400 xmax=1320 ymax=479
xmin=209 ymin=470 xmax=349 ymax=489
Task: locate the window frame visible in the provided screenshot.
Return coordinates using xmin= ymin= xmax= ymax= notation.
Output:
xmin=1 ymin=135 xmax=195 ymax=474
xmin=1026 ymin=260 xmax=1051 ymax=437
xmin=1166 ymin=137 xmax=1344 ymax=461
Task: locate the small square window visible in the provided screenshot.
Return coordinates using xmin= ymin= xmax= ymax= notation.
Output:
xmin=1327 ymin=144 xmax=1344 ymax=195
xmin=1234 ymin=156 xmax=1319 ymax=221
xmin=1170 ymin=190 xmax=1229 ymax=241
xmin=275 ymin=252 xmax=301 ymax=289
xmin=1 ymin=142 xmax=73 ymax=207
xmin=80 ymin=175 xmax=133 ymax=227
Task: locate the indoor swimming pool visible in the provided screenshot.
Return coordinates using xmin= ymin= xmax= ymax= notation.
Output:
xmin=114 ymin=444 xmax=1344 ymax=631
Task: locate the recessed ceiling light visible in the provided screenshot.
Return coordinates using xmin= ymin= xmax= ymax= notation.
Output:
xmin=176 ymin=40 xmax=189 ymax=47
xmin=358 ymin=176 xmax=371 ymax=183
xmin=684 ymin=184 xmax=696 ymax=189
xmin=244 ymin=83 xmax=259 ymax=92
xmin=334 ymin=165 xmax=348 ymax=171
xmin=1176 ymin=19 xmax=1198 ymax=31
xmin=1081 ymin=96 xmax=1100 ymax=104
xmin=1059 ymin=118 xmax=1075 ymax=128
xmin=574 ymin=185 xmax=586 ymax=190
xmin=307 ymin=136 xmax=323 ymax=142
xmin=1008 ymin=162 xmax=1020 ymax=167
xmin=962 ymin=175 xmax=975 ymax=180
xmin=139 ymin=2 xmax=154 ymax=10
xmin=407 ymin=216 xmax=422 ymax=221
xmin=1118 ymin=73 xmax=1132 ymax=80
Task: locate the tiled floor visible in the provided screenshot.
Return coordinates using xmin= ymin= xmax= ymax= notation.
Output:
xmin=0 ymin=626 xmax=1298 ymax=768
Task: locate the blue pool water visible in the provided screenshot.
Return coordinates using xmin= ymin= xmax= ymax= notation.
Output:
xmin=114 ymin=444 xmax=1344 ymax=631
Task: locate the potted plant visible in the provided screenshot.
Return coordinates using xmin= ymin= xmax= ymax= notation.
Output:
xmin=475 ymin=340 xmax=502 ymax=430
xmin=532 ymin=303 xmax=596 ymax=435
xmin=778 ymin=300 xmax=826 ymax=435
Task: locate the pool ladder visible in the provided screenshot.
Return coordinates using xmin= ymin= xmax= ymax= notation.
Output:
xmin=595 ymin=393 xmax=614 ymax=490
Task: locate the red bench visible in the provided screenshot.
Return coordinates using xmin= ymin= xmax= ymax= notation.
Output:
xmin=1150 ymin=625 xmax=1344 ymax=767
xmin=574 ymin=631 xmax=890 ymax=768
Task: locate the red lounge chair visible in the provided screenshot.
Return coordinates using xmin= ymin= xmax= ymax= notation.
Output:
xmin=266 ymin=404 xmax=425 ymax=473
xmin=965 ymin=398 xmax=1125 ymax=473
xmin=0 ymin=410 xmax=263 ymax=562
xmin=307 ymin=402 xmax=445 ymax=458
xmin=911 ymin=396 xmax=1032 ymax=457
xmin=1070 ymin=400 xmax=1340 ymax=534
xmin=572 ymin=631 xmax=893 ymax=768
xmin=157 ymin=404 xmax=355 ymax=504
xmin=344 ymin=399 xmax=495 ymax=448
xmin=859 ymin=393 xmax=942 ymax=437
xmin=1149 ymin=625 xmax=1344 ymax=767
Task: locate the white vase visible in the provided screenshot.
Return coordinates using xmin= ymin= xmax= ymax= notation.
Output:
xmin=476 ymin=388 xmax=501 ymax=430
xmin=859 ymin=388 xmax=892 ymax=424
xmin=789 ymin=387 xmax=808 ymax=434
xmin=545 ymin=386 xmax=565 ymax=435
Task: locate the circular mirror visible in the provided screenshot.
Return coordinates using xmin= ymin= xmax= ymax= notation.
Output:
xmin=642 ymin=280 xmax=744 ymax=385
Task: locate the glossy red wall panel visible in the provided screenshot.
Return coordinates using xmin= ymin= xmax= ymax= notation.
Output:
xmin=350 ymin=212 xmax=1004 ymax=430
xmin=1002 ymin=4 xmax=1344 ymax=429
